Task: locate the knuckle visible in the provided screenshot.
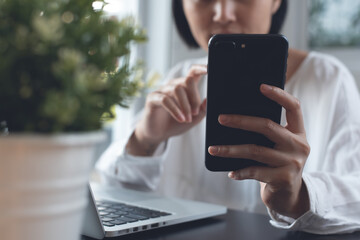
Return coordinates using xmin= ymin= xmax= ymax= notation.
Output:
xmin=146 ymin=91 xmax=161 ymax=105
xmin=293 ymin=97 xmax=301 ymax=110
xmin=290 ymin=157 xmax=303 ymax=172
xmin=190 ymin=97 xmax=201 ymax=108
xmin=184 ymin=76 xmax=194 ymax=85
xmin=247 ymin=168 xmax=257 ymax=179
xmin=302 ymin=142 xmax=311 ymax=156
xmin=248 ymin=144 xmax=263 ymax=158
xmin=263 ymin=119 xmax=276 ymax=133
xmin=220 ymin=146 xmax=230 ymax=155
xmin=292 ymin=136 xmax=311 ymax=156
xmin=278 ymin=171 xmax=293 ymax=186
xmin=174 ymin=84 xmax=185 ymax=94
xmin=160 ymin=94 xmax=170 ymax=105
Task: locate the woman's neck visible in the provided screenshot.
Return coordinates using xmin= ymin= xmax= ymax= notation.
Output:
xmin=286 ymin=48 xmax=308 ymax=82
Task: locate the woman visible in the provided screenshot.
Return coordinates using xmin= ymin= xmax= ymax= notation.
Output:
xmin=97 ymin=0 xmax=360 ymax=234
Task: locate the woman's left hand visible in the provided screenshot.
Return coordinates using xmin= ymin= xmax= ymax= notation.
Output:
xmin=208 ymin=84 xmax=311 ymax=219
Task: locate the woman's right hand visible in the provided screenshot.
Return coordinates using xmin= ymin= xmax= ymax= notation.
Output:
xmin=126 ymin=65 xmax=207 ymax=156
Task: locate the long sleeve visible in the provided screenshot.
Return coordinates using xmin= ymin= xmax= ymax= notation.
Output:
xmin=269 ymin=126 xmax=360 ymax=234
xmin=95 ymin=128 xmax=168 ymax=190
xmin=268 ymin=52 xmax=360 ymax=234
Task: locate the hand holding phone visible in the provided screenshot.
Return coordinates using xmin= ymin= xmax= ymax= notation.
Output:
xmin=205 ymin=34 xmax=288 ymax=171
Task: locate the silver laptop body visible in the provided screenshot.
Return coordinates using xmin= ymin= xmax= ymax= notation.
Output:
xmin=82 ymin=183 xmax=227 ymax=239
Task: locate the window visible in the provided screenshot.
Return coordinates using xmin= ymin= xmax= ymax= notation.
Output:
xmin=309 ymin=0 xmax=360 ymax=48
xmin=93 ymin=0 xmax=138 ymax=18
xmin=305 ymin=0 xmax=360 ymax=89
xmin=91 ymin=0 xmax=140 ymax=148
xmin=107 ymin=0 xmax=173 ymax=142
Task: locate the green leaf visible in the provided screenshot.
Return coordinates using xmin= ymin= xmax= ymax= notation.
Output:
xmin=0 ymin=0 xmax=147 ymax=133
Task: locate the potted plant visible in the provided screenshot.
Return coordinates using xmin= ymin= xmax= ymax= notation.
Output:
xmin=0 ymin=0 xmax=146 ymax=239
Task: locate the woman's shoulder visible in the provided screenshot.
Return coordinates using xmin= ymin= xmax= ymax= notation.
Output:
xmin=287 ymin=51 xmax=358 ymax=105
xmin=299 ymin=51 xmax=354 ymax=84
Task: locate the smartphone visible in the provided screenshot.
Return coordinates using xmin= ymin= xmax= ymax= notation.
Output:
xmin=205 ymin=34 xmax=288 ymax=171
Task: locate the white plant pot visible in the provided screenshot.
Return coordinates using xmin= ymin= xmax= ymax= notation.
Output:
xmin=0 ymin=131 xmax=106 ymax=240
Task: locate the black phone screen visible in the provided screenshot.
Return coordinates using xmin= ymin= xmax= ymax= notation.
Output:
xmin=205 ymin=34 xmax=288 ymax=171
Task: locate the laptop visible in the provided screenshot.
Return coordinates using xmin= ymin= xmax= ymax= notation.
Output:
xmin=82 ymin=182 xmax=227 ymax=239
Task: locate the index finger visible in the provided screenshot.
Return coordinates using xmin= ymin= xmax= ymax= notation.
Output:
xmin=186 ymin=65 xmax=207 ymax=115
xmin=187 ymin=64 xmax=207 ymax=78
xmin=260 ymin=84 xmax=305 ymax=134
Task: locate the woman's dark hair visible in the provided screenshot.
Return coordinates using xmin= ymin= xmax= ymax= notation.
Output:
xmin=172 ymin=0 xmax=288 ymax=48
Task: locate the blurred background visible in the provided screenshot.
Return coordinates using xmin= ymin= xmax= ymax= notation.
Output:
xmin=95 ymin=0 xmax=360 ymax=151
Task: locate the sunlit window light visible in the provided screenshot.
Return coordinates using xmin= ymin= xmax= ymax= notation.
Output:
xmin=93 ymin=0 xmax=138 ymax=18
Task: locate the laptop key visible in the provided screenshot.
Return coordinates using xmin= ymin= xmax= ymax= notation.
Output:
xmin=99 ymin=211 xmax=109 ymax=216
xmin=110 ymin=220 xmax=127 ymax=225
xmin=114 ymin=210 xmax=128 ymax=216
xmin=132 ymin=210 xmax=159 ymax=218
xmin=97 ymin=206 xmax=107 ymax=211
xmin=132 ymin=209 xmax=152 ymax=214
xmin=148 ymin=213 xmax=162 ymax=218
xmin=126 ymin=214 xmax=149 ymax=221
xmin=101 ymin=217 xmax=113 ymax=222
xmin=102 ymin=208 xmax=117 ymax=213
xmin=103 ymin=222 xmax=115 ymax=227
xmin=119 ymin=216 xmax=138 ymax=223
xmin=107 ymin=213 xmax=120 ymax=218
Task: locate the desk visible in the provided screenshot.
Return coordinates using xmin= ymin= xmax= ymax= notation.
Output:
xmin=82 ymin=209 xmax=360 ymax=240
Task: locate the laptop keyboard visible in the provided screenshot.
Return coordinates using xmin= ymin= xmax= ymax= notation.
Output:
xmin=96 ymin=200 xmax=172 ymax=227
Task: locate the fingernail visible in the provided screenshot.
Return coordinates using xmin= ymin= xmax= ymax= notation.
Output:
xmin=194 ymin=66 xmax=207 ymax=74
xmin=209 ymin=146 xmax=219 ymax=154
xmin=218 ymin=115 xmax=229 ymax=124
xmin=261 ymin=84 xmax=273 ymax=91
xmin=228 ymin=172 xmax=234 ymax=178
xmin=198 ymin=66 xmax=207 ymax=72
xmin=179 ymin=113 xmax=186 ymax=122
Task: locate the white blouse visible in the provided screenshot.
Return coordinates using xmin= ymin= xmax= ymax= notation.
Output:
xmin=96 ymin=52 xmax=360 ymax=234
